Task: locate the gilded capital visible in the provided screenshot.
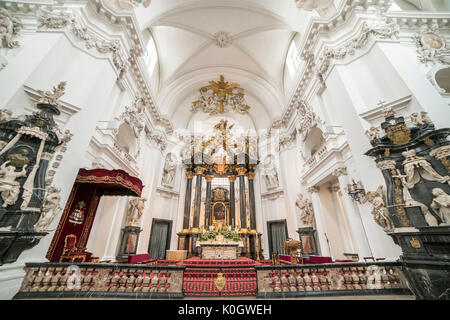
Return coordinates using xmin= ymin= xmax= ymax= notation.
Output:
xmin=205 ymin=175 xmax=214 ymax=182
xmin=236 ymin=167 xmax=247 ymax=176
xmin=247 ymin=171 xmax=256 ymax=180
xmin=185 ymin=171 xmax=194 ymax=179
xmin=228 ymin=175 xmax=236 ymax=182
xmin=194 ymin=167 xmax=206 ymax=175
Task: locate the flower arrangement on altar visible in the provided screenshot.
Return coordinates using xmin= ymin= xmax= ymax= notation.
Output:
xmin=198 ymin=226 xmax=241 ymax=243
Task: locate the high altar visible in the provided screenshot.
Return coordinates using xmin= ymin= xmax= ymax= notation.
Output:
xmin=177 ymin=120 xmax=263 ymax=260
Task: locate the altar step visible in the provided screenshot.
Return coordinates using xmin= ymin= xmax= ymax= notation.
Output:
xmin=182 ymin=266 xmax=257 ymax=297
xmin=180 ymin=257 xmax=256 ymax=267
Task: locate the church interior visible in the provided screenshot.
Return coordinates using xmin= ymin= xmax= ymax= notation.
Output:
xmin=0 ymin=0 xmax=449 ymax=300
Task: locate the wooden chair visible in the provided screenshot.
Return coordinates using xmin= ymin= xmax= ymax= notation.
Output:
xmin=59 ymin=234 xmax=98 ymax=263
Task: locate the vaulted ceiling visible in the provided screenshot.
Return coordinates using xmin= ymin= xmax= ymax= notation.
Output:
xmin=134 ymin=0 xmax=314 ymax=130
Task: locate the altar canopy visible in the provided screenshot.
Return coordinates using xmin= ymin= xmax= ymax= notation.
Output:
xmin=46 ymin=168 xmax=143 ymax=262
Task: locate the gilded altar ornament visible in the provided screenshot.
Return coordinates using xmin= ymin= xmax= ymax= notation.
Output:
xmin=410 ymin=237 xmax=421 ymax=249
xmin=387 ymin=124 xmax=411 ymax=145
xmin=191 ymin=75 xmax=251 ymax=115
xmin=384 ymin=148 xmax=391 ymax=157
xmin=214 ymin=273 xmax=227 ymax=291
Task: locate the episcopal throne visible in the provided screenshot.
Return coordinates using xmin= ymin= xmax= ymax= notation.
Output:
xmin=59 ymin=234 xmax=98 ymax=263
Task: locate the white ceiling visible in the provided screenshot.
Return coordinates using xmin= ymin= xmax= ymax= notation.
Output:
xmin=134 ymin=0 xmax=314 ymax=129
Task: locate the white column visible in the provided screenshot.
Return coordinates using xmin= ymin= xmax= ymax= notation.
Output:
xmin=333 ymin=169 xmax=373 ymax=260
xmin=308 ymin=186 xmax=331 ymax=257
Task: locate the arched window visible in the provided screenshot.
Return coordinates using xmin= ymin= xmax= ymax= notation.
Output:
xmin=286 ymin=39 xmax=301 ymax=76
xmin=144 ymin=36 xmax=158 ymax=75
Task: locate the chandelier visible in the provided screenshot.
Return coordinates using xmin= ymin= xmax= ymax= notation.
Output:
xmin=191 ymin=75 xmax=251 ymax=115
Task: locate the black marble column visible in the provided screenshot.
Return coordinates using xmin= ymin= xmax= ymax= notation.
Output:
xmin=204 ymin=175 xmax=213 ymax=228
xmin=182 ymin=171 xmax=194 ymax=231
xmin=248 ymin=171 xmax=257 ymax=230
xmin=192 ymin=167 xmax=205 ymax=229
xmin=237 ymin=168 xmax=247 ymax=229
xmin=229 ymin=175 xmax=236 ymax=227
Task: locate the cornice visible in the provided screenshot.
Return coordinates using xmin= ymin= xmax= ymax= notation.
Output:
xmin=272 ymin=0 xmax=397 ymax=130
xmin=0 ymin=0 xmax=174 ymax=136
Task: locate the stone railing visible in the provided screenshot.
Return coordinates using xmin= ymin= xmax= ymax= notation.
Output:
xmin=14 ymin=262 xmax=185 ymax=299
xmin=305 ymin=144 xmax=328 ymax=171
xmin=255 ymin=261 xmax=412 ymax=298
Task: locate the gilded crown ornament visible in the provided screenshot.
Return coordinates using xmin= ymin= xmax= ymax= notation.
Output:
xmin=191 ymin=75 xmax=250 ymax=115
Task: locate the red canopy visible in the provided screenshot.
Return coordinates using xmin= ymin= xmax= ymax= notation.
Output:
xmin=75 ymin=168 xmax=143 ymax=197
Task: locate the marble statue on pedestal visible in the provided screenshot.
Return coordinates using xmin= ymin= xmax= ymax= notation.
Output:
xmin=431 ymin=188 xmax=450 ymax=225
xmin=295 ymin=193 xmax=314 ymax=226
xmin=0 ymin=161 xmax=27 ymax=207
xmin=126 ymin=197 xmax=146 ymax=227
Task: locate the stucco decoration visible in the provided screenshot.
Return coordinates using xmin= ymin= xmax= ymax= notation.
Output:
xmin=294 ymin=0 xmax=337 ymax=17
xmin=0 ymin=8 xmax=23 ymax=71
xmin=107 ymin=0 xmax=151 ymax=11
xmin=413 ymin=22 xmax=450 ymax=66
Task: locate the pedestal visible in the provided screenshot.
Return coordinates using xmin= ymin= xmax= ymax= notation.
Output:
xmin=116 ymin=226 xmax=142 ymax=260
xmin=390 ymin=226 xmax=450 ymax=300
xmin=297 ymin=227 xmax=318 ymax=255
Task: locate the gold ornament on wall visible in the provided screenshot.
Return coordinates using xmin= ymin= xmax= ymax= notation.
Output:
xmin=387 ymin=124 xmax=411 ymax=145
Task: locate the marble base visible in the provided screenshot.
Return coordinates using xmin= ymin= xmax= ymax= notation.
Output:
xmin=199 ymin=244 xmax=240 ymax=260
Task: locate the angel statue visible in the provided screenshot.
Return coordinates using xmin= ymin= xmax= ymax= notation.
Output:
xmin=0 ymin=161 xmax=27 ymax=207
xmin=362 ymin=185 xmax=395 ymax=232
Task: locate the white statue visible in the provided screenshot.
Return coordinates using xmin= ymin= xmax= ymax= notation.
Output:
xmin=410 ymin=112 xmax=432 ymax=126
xmin=366 ymin=265 xmax=383 ymax=290
xmin=431 ymin=188 xmax=450 ymax=225
xmin=162 ymin=154 xmax=176 ymax=187
xmin=365 ymin=127 xmax=380 ymax=140
xmin=34 ymin=186 xmax=61 ymax=231
xmin=0 ymin=161 xmax=27 ymax=207
xmin=0 ymin=109 xmax=12 ymax=122
xmin=402 ymin=150 xmax=450 ymax=188
xmin=262 ymin=155 xmax=279 ymax=190
xmin=296 ymin=193 xmax=314 ymax=226
xmin=126 ymin=197 xmax=146 ymax=227
xmin=362 ymin=186 xmax=395 ymax=232
xmin=0 ymin=8 xmax=22 ymax=49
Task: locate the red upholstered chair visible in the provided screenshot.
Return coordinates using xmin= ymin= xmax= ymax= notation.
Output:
xmin=59 ymin=234 xmax=98 ymax=263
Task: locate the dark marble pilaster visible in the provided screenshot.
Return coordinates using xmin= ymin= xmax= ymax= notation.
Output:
xmin=204 ymin=175 xmax=213 ymax=228
xmin=229 ymin=175 xmax=236 ymax=227
xmin=192 ymin=167 xmax=205 ymax=229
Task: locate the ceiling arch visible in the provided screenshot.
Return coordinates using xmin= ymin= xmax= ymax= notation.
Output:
xmin=134 ymin=0 xmax=309 ymax=130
